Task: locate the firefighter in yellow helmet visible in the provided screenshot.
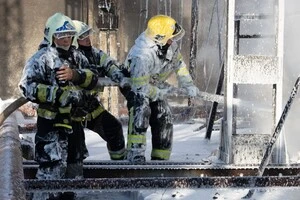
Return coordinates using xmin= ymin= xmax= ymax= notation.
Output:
xmin=124 ymin=15 xmax=199 ymax=163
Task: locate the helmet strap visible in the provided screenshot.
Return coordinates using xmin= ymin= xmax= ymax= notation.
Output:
xmin=78 ymin=44 xmax=92 ymax=51
xmin=54 ymin=43 xmax=71 ymax=51
xmin=157 ymin=43 xmax=170 ymax=59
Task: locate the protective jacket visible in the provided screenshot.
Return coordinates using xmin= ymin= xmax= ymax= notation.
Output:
xmin=77 ymin=45 xmax=124 ymax=83
xmin=76 ymin=45 xmax=124 ymax=119
xmin=125 ymin=32 xmax=195 ymax=101
xmin=19 ymin=45 xmax=97 ymax=126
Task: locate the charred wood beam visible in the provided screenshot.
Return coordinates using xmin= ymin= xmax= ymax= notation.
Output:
xmin=189 ymin=0 xmax=199 ymax=81
xmin=23 ymin=161 xmax=300 ymax=179
xmin=235 ymin=14 xmax=272 ymax=20
xmin=238 ymin=34 xmax=275 ymax=38
xmin=24 ymin=176 xmax=300 ymax=191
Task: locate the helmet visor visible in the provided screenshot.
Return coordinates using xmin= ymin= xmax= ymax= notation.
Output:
xmin=53 ymin=31 xmax=76 ymax=39
xmin=171 ymin=23 xmax=185 ymax=42
xmin=171 ymin=29 xmax=185 ymax=42
xmin=78 ymin=29 xmax=93 ymax=40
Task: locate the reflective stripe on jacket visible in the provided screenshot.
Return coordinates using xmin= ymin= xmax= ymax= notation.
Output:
xmin=124 ymin=32 xmax=194 ymax=101
xmin=19 ymin=46 xmax=96 ymax=120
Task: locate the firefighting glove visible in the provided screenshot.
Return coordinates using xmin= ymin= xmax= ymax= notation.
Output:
xmin=119 ymin=77 xmax=131 ymax=88
xmin=120 ymin=65 xmax=131 ymax=77
xmin=185 ymin=85 xmax=200 ymax=98
xmin=82 ymin=94 xmax=105 ymax=120
xmin=156 ymin=88 xmax=169 ymax=101
xmin=84 ymin=93 xmax=101 ymax=112
xmin=111 ymin=71 xmax=124 ymax=83
xmin=55 ymin=88 xmax=84 ymax=107
xmin=71 ymin=92 xmax=99 ymax=118
xmin=71 ymin=106 xmax=89 ymax=118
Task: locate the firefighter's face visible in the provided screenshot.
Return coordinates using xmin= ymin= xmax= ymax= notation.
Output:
xmin=166 ymin=39 xmax=173 ymax=45
xmin=77 ymin=36 xmax=91 ymax=47
xmin=53 ymin=36 xmax=73 ymax=47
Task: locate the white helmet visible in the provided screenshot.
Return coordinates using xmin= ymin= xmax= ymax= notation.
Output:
xmin=73 ymin=20 xmax=92 ymax=39
xmin=44 ymin=13 xmax=77 ymax=45
xmin=72 ymin=20 xmax=93 ymax=47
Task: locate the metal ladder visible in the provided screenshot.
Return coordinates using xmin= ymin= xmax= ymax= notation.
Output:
xmin=220 ymin=0 xmax=286 ymax=164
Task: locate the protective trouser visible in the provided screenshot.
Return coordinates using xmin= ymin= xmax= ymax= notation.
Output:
xmin=66 ymin=121 xmax=89 ymax=179
xmin=35 ymin=117 xmax=69 ymax=179
xmin=33 ymin=117 xmax=70 ymax=200
xmin=149 ymin=100 xmax=173 ymax=160
xmin=127 ymin=92 xmax=173 ymax=161
xmin=86 ymin=110 xmax=126 ymax=160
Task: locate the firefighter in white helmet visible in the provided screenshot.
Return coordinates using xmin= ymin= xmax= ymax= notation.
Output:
xmin=72 ymin=20 xmax=127 ymax=160
xmin=124 ymin=15 xmax=199 ymax=163
xmin=19 ymin=13 xmax=98 ymax=200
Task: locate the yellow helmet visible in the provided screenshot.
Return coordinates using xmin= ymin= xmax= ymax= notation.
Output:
xmin=145 ymin=15 xmax=185 ymax=45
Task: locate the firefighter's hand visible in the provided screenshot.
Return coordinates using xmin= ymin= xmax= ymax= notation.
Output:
xmin=188 ymin=97 xmax=197 ymax=106
xmin=56 ymin=65 xmax=74 ymax=81
xmin=185 ymin=85 xmax=199 ymax=97
xmin=119 ymin=77 xmax=131 ymax=88
xmin=157 ymin=88 xmax=169 ymax=100
xmin=55 ymin=88 xmax=84 ymax=107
